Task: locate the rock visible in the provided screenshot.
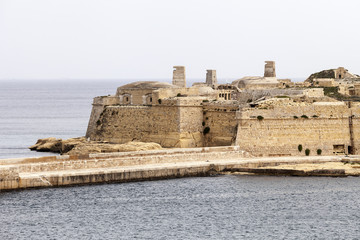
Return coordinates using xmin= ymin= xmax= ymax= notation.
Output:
xmin=29 ymin=137 xmax=162 ymax=155
xmin=29 ymin=137 xmax=62 ymax=152
xmin=67 ymin=141 xmax=162 ymax=155
xmin=61 ymin=137 xmax=88 ymax=153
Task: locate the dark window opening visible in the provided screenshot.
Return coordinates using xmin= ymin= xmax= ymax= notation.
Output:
xmin=333 ymin=144 xmax=345 ymax=154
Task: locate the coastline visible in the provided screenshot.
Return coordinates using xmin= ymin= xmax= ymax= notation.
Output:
xmin=1 ymin=146 xmax=359 ymax=191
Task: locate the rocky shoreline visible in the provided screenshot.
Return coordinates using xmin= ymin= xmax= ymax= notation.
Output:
xmin=29 ymin=137 xmax=162 ymax=155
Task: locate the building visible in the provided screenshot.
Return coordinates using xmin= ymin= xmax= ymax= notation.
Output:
xmin=86 ymin=62 xmax=360 ymax=156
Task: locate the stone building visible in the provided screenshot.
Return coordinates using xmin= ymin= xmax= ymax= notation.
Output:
xmin=264 ymin=61 xmax=276 ymax=77
xmin=172 ymin=66 xmax=186 ymax=88
xmin=86 ymin=62 xmax=360 ymax=156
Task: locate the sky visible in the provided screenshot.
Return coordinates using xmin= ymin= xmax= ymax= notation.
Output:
xmin=1 ymin=0 xmax=360 ymax=81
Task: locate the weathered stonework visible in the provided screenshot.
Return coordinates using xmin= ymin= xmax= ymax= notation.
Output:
xmin=172 ymin=66 xmax=186 ymax=88
xmin=264 ymin=61 xmax=276 ymax=77
xmin=206 ymin=70 xmax=217 ymax=88
xmin=85 ymin=63 xmax=360 ymax=157
xmin=236 ymin=101 xmax=360 ymax=156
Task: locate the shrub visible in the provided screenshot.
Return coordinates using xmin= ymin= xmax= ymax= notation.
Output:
xmin=158 ymin=99 xmax=162 ymax=104
xmin=298 ymin=144 xmax=303 ymax=152
xmin=276 ymin=96 xmax=290 ymax=98
xmin=202 ymin=100 xmax=209 ymax=103
xmin=317 ymin=149 xmax=322 ymax=155
xmin=301 ymin=115 xmax=309 ymax=119
xmin=257 ymin=115 xmax=264 ymax=121
xmin=305 ymin=148 xmax=310 ymax=156
xmin=312 ymin=115 xmax=318 ymax=118
xmin=203 ymin=127 xmax=210 ymax=135
xmin=202 ymin=121 xmax=205 ymax=126
xmin=293 ymin=116 xmax=298 ymax=119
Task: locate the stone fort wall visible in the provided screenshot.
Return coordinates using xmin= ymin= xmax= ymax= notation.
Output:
xmin=91 ymin=98 xmax=205 ymax=148
xmin=202 ymin=104 xmax=238 ymax=146
xmin=236 ymin=103 xmax=360 ymax=156
xmin=86 ymin=96 xmax=120 ymax=138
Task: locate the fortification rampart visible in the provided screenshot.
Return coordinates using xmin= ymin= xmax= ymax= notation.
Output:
xmin=202 ymin=104 xmax=238 ymax=146
xmin=86 ymin=96 xmax=120 ymax=138
xmin=236 ymin=103 xmax=360 ymax=156
xmin=91 ymin=102 xmax=204 ymax=148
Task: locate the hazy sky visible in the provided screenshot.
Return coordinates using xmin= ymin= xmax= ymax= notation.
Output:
xmin=1 ymin=0 xmax=360 ymax=81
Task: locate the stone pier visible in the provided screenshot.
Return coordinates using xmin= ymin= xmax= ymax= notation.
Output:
xmin=1 ymin=146 xmax=356 ymax=191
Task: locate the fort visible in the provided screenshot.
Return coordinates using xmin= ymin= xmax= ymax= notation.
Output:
xmin=4 ymin=61 xmax=360 ymax=191
xmin=85 ymin=61 xmax=360 ymax=157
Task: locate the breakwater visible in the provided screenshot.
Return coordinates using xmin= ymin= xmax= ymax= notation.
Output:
xmin=0 ymin=146 xmax=356 ymax=191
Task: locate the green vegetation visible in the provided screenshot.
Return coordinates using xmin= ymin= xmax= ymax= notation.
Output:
xmin=305 ymin=148 xmax=310 ymax=156
xmin=298 ymin=144 xmax=303 ymax=152
xmin=317 ymin=149 xmax=322 ymax=155
xmin=203 ymin=127 xmax=210 ymax=135
xmin=202 ymin=121 xmax=205 ymax=126
xmin=312 ymin=115 xmax=318 ymax=118
xmin=177 ymin=93 xmax=181 ymax=97
xmin=293 ymin=116 xmax=298 ymax=119
xmin=202 ymin=100 xmax=209 ymax=103
xmin=257 ymin=115 xmax=264 ymax=120
xmin=307 ymin=69 xmax=335 ymax=83
xmin=322 ymin=87 xmax=360 ymax=101
xmin=276 ymin=95 xmax=290 ymax=98
xmin=301 ymin=115 xmax=308 ymax=119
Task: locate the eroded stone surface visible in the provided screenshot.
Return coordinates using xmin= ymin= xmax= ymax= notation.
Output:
xmin=29 ymin=137 xmax=162 ymax=155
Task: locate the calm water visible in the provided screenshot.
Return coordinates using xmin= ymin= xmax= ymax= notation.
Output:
xmin=1 ymin=175 xmax=360 ymax=239
xmin=0 ymin=80 xmax=123 ymax=159
xmin=1 ymin=80 xmax=359 ymax=239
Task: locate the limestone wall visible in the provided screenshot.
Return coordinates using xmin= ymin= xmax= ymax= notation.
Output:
xmin=91 ymin=102 xmax=204 ymax=148
xmin=85 ymin=96 xmax=120 ymax=138
xmin=235 ymin=89 xmax=304 ymax=103
xmin=203 ymin=104 xmax=238 ymax=146
xmin=92 ymin=105 xmax=178 ymax=145
xmin=236 ymin=103 xmax=360 ymax=156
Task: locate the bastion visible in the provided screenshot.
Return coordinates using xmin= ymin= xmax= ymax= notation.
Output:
xmin=85 ymin=61 xmax=360 ymax=157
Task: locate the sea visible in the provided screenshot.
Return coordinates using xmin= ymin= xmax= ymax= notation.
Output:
xmin=1 ymin=79 xmax=359 ymax=240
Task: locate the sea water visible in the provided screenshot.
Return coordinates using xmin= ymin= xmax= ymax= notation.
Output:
xmin=1 ymin=80 xmax=359 ymax=239
xmin=0 ymin=80 xmax=122 ymax=159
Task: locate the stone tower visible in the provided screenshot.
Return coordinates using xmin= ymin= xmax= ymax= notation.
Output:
xmin=335 ymin=67 xmax=347 ymax=79
xmin=264 ymin=61 xmax=276 ymax=77
xmin=206 ymin=70 xmax=217 ymax=88
xmin=172 ymin=66 xmax=186 ymax=88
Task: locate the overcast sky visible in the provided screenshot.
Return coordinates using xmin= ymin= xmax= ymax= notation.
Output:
xmin=1 ymin=0 xmax=360 ymax=81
